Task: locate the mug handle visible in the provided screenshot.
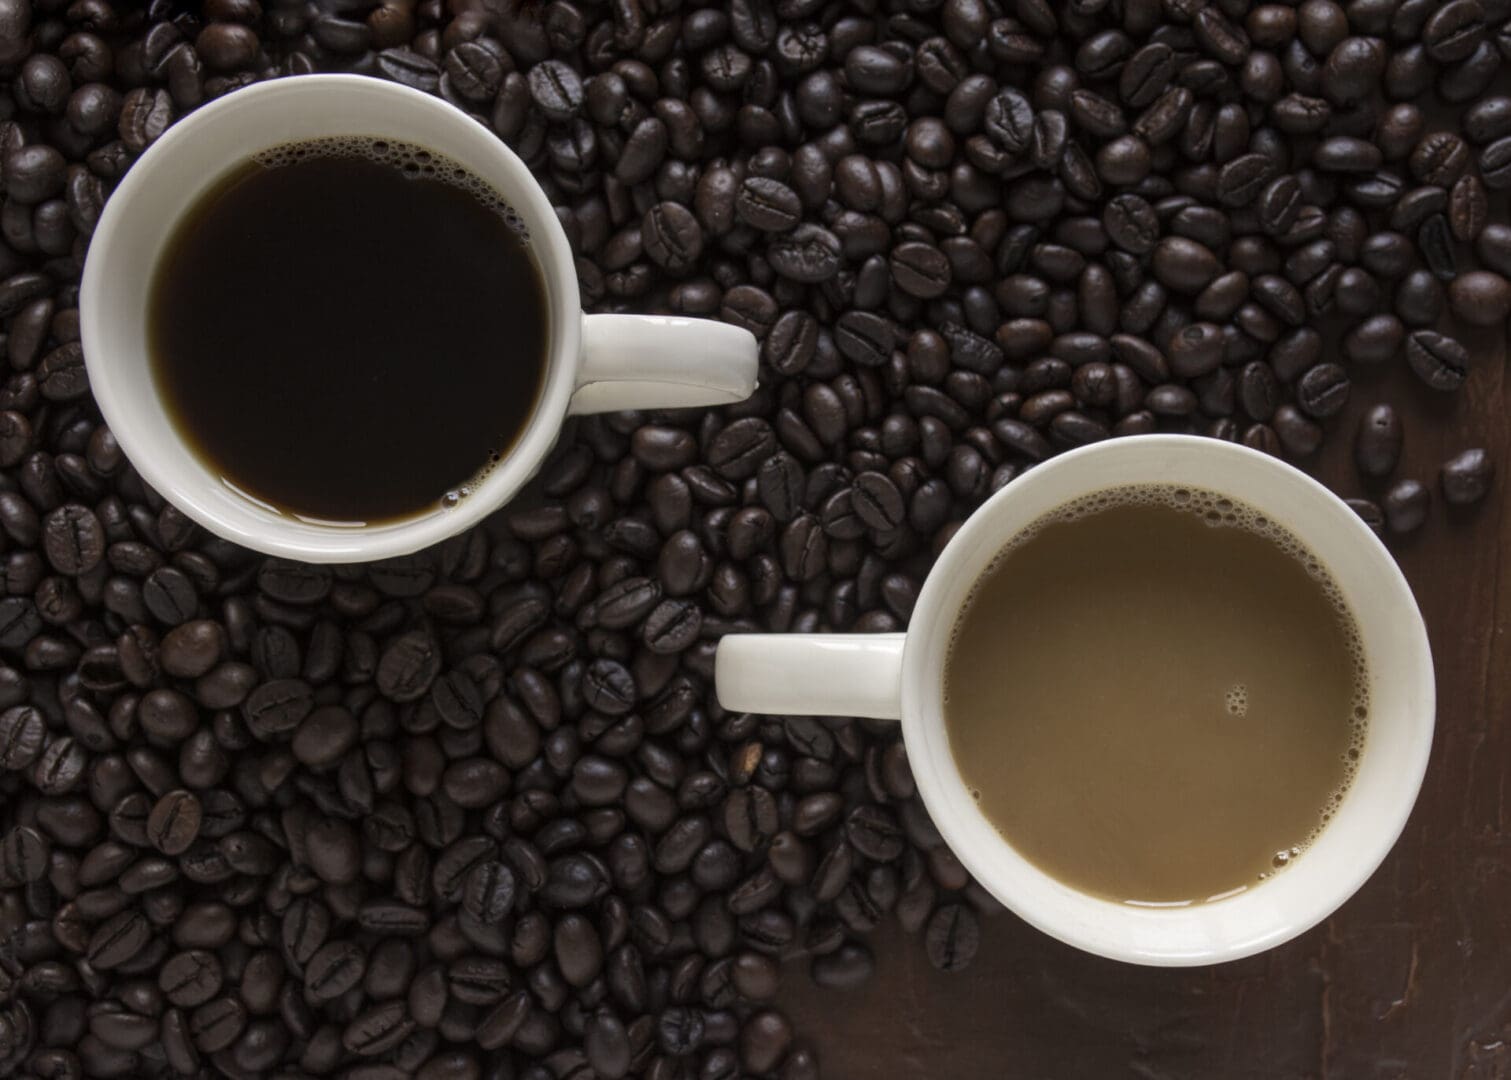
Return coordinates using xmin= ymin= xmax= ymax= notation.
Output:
xmin=569 ymin=314 xmax=759 ymax=414
xmin=714 ymin=634 xmax=906 ymax=721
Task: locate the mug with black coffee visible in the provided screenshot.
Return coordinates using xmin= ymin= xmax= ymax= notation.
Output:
xmin=81 ymin=75 xmax=758 ymax=562
xmin=717 ymin=436 xmax=1435 ymax=965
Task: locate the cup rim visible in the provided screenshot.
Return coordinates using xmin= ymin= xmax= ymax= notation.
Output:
xmin=899 ymin=435 xmax=1435 ymax=965
xmin=79 ymin=74 xmax=582 ymax=563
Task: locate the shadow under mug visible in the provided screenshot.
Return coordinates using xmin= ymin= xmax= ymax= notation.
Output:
xmin=79 ymin=74 xmax=758 ymax=564
xmin=716 ymin=436 xmax=1435 ymax=966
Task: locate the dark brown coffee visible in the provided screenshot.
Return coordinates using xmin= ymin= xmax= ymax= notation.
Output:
xmin=944 ymin=486 xmax=1366 ymax=906
xmin=148 ymin=137 xmax=548 ymax=524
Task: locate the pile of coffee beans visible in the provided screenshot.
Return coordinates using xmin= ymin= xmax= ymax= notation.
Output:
xmin=0 ymin=0 xmax=1503 ymax=1076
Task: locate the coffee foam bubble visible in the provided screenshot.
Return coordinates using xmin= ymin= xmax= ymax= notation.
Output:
xmin=252 ymin=136 xmax=530 ymax=242
xmin=949 ymin=482 xmax=1371 ymax=868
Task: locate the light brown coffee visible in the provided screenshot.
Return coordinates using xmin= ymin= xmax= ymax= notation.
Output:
xmin=943 ymin=486 xmax=1367 ymax=906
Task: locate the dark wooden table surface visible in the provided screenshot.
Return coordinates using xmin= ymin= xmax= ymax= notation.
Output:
xmin=778 ymin=327 xmax=1510 ymax=1079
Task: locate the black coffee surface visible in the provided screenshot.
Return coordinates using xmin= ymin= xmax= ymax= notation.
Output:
xmin=149 ymin=142 xmax=547 ymax=523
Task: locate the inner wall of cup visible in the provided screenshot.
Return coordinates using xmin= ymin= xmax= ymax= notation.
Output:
xmin=900 ymin=438 xmax=1431 ymax=960
xmin=87 ymin=77 xmax=578 ymax=552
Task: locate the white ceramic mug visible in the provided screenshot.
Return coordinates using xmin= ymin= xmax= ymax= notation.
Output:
xmin=716 ymin=436 xmax=1434 ymax=966
xmin=79 ymin=74 xmax=758 ymax=564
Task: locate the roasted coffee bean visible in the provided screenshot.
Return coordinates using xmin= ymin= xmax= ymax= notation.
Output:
xmin=811 ymin=943 xmax=876 ymax=990
xmin=429 ymin=670 xmax=480 ymax=731
xmin=642 ymin=203 xmax=703 ymax=274
xmin=1448 ymin=271 xmax=1511 ymax=325
xmin=142 ymin=567 xmax=197 ymax=624
xmin=735 ymin=177 xmax=801 ymax=232
xmin=1152 ymin=237 xmax=1220 ymax=293
xmin=592 ymin=577 xmax=661 ymax=629
xmin=147 ymin=790 xmax=201 ymax=855
xmin=160 ymin=619 xmax=224 ymax=677
xmin=584 ymin=659 xmax=637 ymax=714
xmin=1442 ymin=449 xmax=1494 ymax=505
xmin=890 ymin=242 xmax=952 ymax=299
xmin=1481 ymin=136 xmax=1511 ymax=188
xmin=554 ymin=914 xmax=604 ymax=988
xmin=243 ymin=678 xmax=314 ymax=740
xmin=1384 ymin=479 xmax=1431 ymax=534
xmin=1342 ymin=315 xmax=1404 ymax=367
xmin=189 ymin=997 xmax=245 ymax=1054
xmin=1104 ymin=195 xmax=1159 ymax=255
xmin=724 ymin=787 xmax=779 ymax=852
xmin=306 ymin=941 xmax=366 ymax=1003
xmin=643 ymin=599 xmax=701 ymax=654
xmin=1275 ymin=404 xmax=1323 ymax=459
xmin=765 ymin=222 xmax=843 ymax=283
xmin=1451 ymin=176 xmax=1489 ymax=241
xmin=88 ymin=909 xmax=151 ymax=970
xmin=0 ymin=704 xmax=44 ymax=768
xmin=1217 ymin=153 xmax=1275 ymax=207
xmin=119 ymin=88 xmax=173 ymax=152
xmin=1355 ymin=405 xmax=1404 ymax=479
xmin=377 ymin=630 xmax=441 ymax=701
xmin=529 ymin=59 xmax=584 ymax=121
xmin=708 ymin=418 xmax=776 ymax=479
xmin=1295 ymin=363 xmax=1351 ymax=419
xmin=344 ymin=1002 xmax=415 ymax=1056
xmin=1167 ymin=324 xmax=1224 ymax=379
xmin=281 ymin=898 xmax=331 ymax=967
xmin=0 ymin=824 xmax=47 ymax=884
xmin=762 ymin=312 xmax=819 ymax=378
xmin=159 ymin=950 xmax=223 ymax=1009
xmin=448 ymin=955 xmax=512 ymax=1004
xmin=1476 ymin=223 xmax=1511 ymax=277
xmin=1418 ymin=215 xmax=1457 ymax=279
xmin=543 ymin=853 xmax=610 ymax=909
xmin=1347 ymin=498 xmax=1385 ymax=535
xmin=586 ymin=1010 xmax=633 ymax=1078
xmin=258 ymin=561 xmax=331 ymax=604
xmin=42 ymin=504 xmax=104 ymax=574
xmin=1423 ymin=0 xmax=1486 ymax=62
xmin=0 ymin=603 xmax=42 ymax=662
xmin=924 ymin=904 xmax=980 ymax=973
xmin=1232 ymin=362 xmax=1277 ymax=423
xmin=835 ymin=312 xmax=896 ymax=368
xmin=1395 ymin=270 xmax=1445 ymax=327
xmin=474 ymin=991 xmax=531 ymax=1050
xmin=845 ymin=805 xmax=904 ymax=862
xmin=1405 ymin=330 xmax=1470 ymax=391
